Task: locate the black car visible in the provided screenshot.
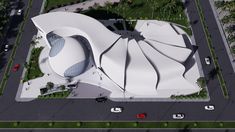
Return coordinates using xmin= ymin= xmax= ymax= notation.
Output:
xmin=67 ymin=84 xmax=77 ymax=87
xmin=95 ymin=96 xmax=107 ymax=103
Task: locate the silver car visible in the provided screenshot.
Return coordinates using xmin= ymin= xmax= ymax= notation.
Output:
xmin=204 ymin=105 xmax=214 ymax=111
xmin=173 ymin=113 xmax=184 ymax=120
xmin=205 ymin=57 xmax=211 ymax=65
xmin=111 ymin=107 xmax=123 ymax=113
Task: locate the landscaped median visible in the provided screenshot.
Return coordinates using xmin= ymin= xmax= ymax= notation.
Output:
xmin=0 ymin=0 xmax=33 ymax=95
xmin=195 ymin=0 xmax=228 ymax=98
xmin=0 ymin=121 xmax=234 ymax=128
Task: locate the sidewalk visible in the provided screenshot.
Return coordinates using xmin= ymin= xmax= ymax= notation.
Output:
xmin=51 ymin=0 xmax=120 ymax=12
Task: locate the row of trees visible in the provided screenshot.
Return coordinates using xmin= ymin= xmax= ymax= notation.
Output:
xmin=0 ymin=0 xmax=9 ymax=38
xmin=215 ymin=0 xmax=235 ymax=44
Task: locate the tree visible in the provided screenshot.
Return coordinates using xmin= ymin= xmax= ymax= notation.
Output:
xmin=215 ymin=1 xmax=225 ymax=9
xmin=46 ymin=82 xmax=54 ymax=90
xmin=104 ymin=1 xmax=112 ymax=14
xmin=163 ymin=0 xmax=180 ymax=14
xmin=127 ymin=0 xmax=133 ymax=5
xmin=24 ymin=62 xmax=29 ymax=69
xmin=228 ymin=34 xmax=235 ymax=43
xmin=225 ymin=25 xmax=235 ymax=34
xmin=60 ymin=85 xmax=66 ymax=91
xmin=222 ymin=13 xmax=235 ymax=24
xmin=197 ymin=77 xmax=206 ymax=88
xmin=0 ymin=0 xmax=9 ymax=39
xmin=220 ymin=1 xmax=235 ymax=11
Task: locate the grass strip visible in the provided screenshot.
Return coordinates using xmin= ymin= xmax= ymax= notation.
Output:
xmin=0 ymin=121 xmax=233 ymax=128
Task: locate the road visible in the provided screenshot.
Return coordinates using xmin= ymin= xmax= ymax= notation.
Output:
xmin=0 ymin=0 xmax=234 ymax=122
xmin=199 ymin=0 xmax=235 ymax=98
xmin=0 ymin=0 xmax=25 ymax=90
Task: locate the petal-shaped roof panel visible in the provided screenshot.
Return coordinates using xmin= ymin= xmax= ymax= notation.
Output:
xmin=101 ymin=38 xmax=128 ymax=88
xmin=145 ymin=39 xmax=192 ymax=63
xmin=136 ymin=20 xmax=186 ymax=48
xmin=125 ymin=39 xmax=158 ymax=95
xmin=139 ymin=41 xmax=200 ymax=96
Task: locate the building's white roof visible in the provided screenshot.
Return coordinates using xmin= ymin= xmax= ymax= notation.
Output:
xmin=138 ymin=41 xmax=200 ymax=96
xmin=124 ymin=39 xmax=158 ymax=95
xmin=49 ymin=37 xmax=88 ymax=77
xmin=32 ymin=12 xmax=120 ymax=67
xmin=101 ymin=38 xmax=128 ymax=88
xmin=32 ymin=12 xmax=201 ymax=98
xmin=145 ymin=39 xmax=191 ymax=63
xmin=137 ymin=20 xmax=186 ymax=48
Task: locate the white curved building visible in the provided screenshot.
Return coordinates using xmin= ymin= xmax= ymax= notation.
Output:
xmin=32 ymin=12 xmax=201 ymax=98
xmin=47 ymin=34 xmax=89 ymax=77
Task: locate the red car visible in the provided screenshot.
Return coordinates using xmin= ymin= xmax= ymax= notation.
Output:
xmin=13 ymin=64 xmax=20 ymax=72
xmin=136 ymin=113 xmax=147 ymax=119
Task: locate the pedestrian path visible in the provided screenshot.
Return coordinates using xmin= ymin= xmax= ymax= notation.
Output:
xmin=51 ymin=0 xmax=120 ymax=12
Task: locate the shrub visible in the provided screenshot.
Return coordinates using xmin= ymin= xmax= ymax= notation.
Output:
xmin=13 ymin=122 xmax=20 ymax=127
xmin=193 ymin=122 xmax=197 ymax=127
xmin=219 ymin=122 xmax=224 ymax=127
xmin=46 ymin=82 xmax=54 ymax=90
xmin=60 ymin=85 xmax=66 ymax=90
xmin=76 ymin=122 xmax=81 ymax=127
xmin=48 ymin=122 xmax=54 ymax=127
xmin=133 ymin=122 xmax=138 ymax=127
xmin=197 ymin=77 xmax=206 ymax=88
xmin=106 ymin=122 xmax=111 ymax=127
xmin=163 ymin=122 xmax=168 ymax=127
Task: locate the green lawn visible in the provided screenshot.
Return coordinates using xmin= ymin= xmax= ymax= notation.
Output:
xmin=0 ymin=121 xmax=235 ymax=128
xmin=82 ymin=0 xmax=191 ymax=34
xmin=24 ymin=47 xmax=44 ymax=82
xmin=44 ymin=0 xmax=191 ymax=34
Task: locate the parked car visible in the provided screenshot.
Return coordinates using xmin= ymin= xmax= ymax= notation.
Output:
xmin=16 ymin=9 xmax=22 ymax=15
xmin=205 ymin=56 xmax=211 ymax=65
xmin=67 ymin=84 xmax=77 ymax=88
xmin=13 ymin=64 xmax=20 ymax=72
xmin=95 ymin=96 xmax=107 ymax=103
xmin=173 ymin=113 xmax=185 ymax=120
xmin=204 ymin=105 xmax=215 ymax=111
xmin=111 ymin=107 xmax=123 ymax=113
xmin=4 ymin=45 xmax=9 ymax=52
xmin=136 ymin=113 xmax=147 ymax=119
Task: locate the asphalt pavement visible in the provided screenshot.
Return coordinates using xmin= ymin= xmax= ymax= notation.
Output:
xmin=0 ymin=0 xmax=234 ymax=122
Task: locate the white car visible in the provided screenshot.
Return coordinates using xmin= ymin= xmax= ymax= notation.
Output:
xmin=4 ymin=45 xmax=9 ymax=52
xmin=16 ymin=9 xmax=22 ymax=15
xmin=204 ymin=105 xmax=214 ymax=111
xmin=111 ymin=107 xmax=123 ymax=113
xmin=205 ymin=57 xmax=211 ymax=65
xmin=173 ymin=113 xmax=184 ymax=120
